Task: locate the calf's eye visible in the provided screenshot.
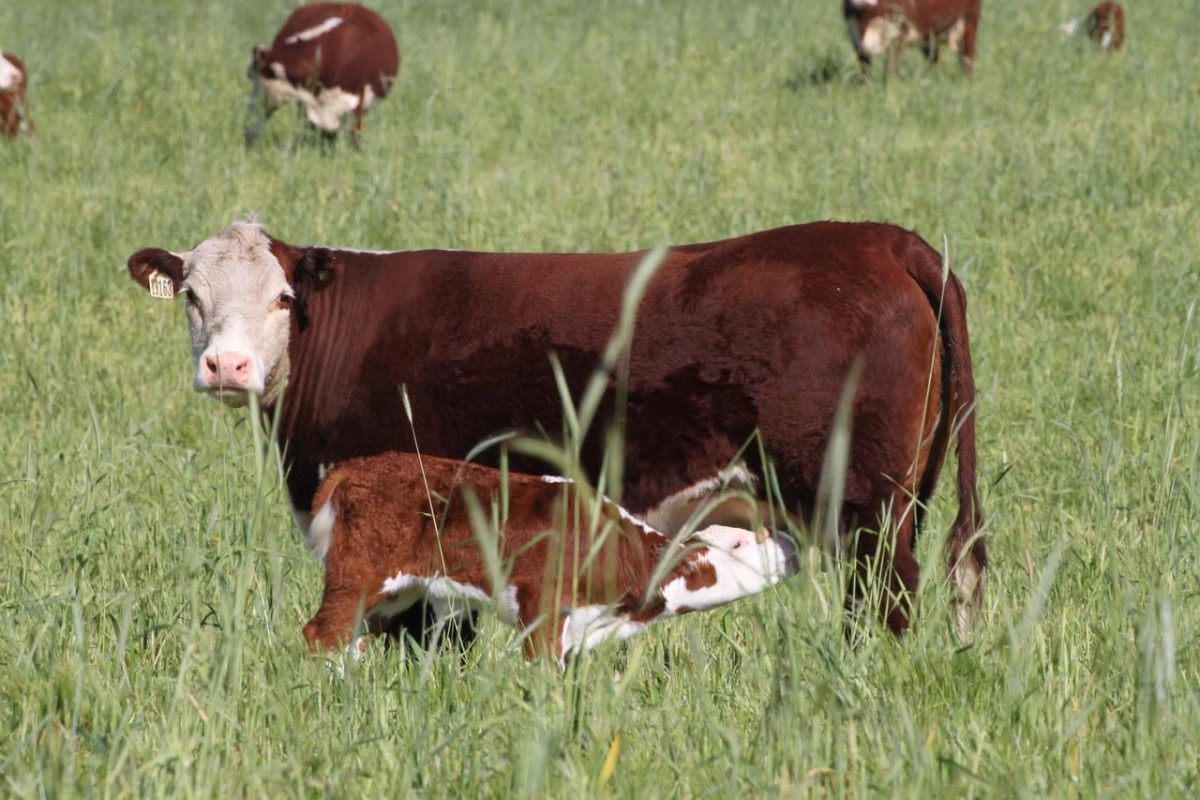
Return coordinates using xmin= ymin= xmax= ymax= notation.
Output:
xmin=271 ymin=293 xmax=294 ymax=312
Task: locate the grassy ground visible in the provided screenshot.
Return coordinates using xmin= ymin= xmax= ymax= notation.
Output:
xmin=2 ymin=0 xmax=1198 ymax=796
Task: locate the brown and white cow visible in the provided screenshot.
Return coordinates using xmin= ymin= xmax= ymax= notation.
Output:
xmin=0 ymin=51 xmax=32 ymax=139
xmin=246 ymin=3 xmax=399 ymax=144
xmin=303 ymin=453 xmax=795 ymax=666
xmin=1060 ymin=2 xmax=1125 ymax=52
xmin=126 ymin=219 xmax=983 ymax=640
xmin=844 ymin=0 xmax=982 ymax=73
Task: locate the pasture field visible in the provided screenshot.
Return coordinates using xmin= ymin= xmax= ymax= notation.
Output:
xmin=1 ymin=0 xmax=1198 ymax=796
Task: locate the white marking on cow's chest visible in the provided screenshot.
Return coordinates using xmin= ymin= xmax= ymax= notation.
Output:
xmin=1100 ymin=30 xmax=1113 ymax=50
xmin=283 ymin=16 xmax=344 ymax=45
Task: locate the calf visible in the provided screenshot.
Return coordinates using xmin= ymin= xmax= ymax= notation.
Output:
xmin=0 ymin=51 xmax=32 ymax=139
xmin=1060 ymin=2 xmax=1125 ymax=52
xmin=247 ymin=3 xmax=399 ymax=144
xmin=844 ymin=0 xmax=982 ymax=73
xmin=302 ymin=453 xmax=795 ymax=665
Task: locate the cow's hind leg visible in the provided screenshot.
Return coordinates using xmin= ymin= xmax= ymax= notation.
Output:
xmin=957 ymin=17 xmax=978 ymax=73
xmin=843 ymin=493 xmax=920 ymax=637
xmin=304 ymin=584 xmax=383 ymax=653
xmin=349 ymin=107 xmax=365 ymax=151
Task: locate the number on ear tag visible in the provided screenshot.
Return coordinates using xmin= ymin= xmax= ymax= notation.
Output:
xmin=149 ymin=270 xmax=175 ymax=299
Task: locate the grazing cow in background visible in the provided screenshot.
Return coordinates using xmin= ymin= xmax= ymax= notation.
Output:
xmin=125 ymin=219 xmax=983 ymax=643
xmin=302 ymin=453 xmax=796 ymax=665
xmin=844 ymin=0 xmax=982 ymax=74
xmin=246 ymin=3 xmax=399 ymax=145
xmin=0 ymin=51 xmax=32 ymax=139
xmin=1060 ymin=2 xmax=1125 ymax=52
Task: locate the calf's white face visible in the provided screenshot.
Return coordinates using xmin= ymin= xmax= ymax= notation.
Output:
xmin=0 ymin=53 xmax=21 ymax=92
xmin=662 ymin=526 xmax=793 ymax=614
xmin=128 ymin=222 xmax=295 ymax=407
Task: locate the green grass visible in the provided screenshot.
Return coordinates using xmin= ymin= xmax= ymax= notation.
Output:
xmin=2 ymin=0 xmax=1198 ymax=796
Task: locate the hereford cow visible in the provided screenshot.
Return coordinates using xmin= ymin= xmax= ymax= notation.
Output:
xmin=1060 ymin=2 xmax=1125 ymax=52
xmin=844 ymin=0 xmax=982 ymax=73
xmin=246 ymin=3 xmax=399 ymax=144
xmin=302 ymin=453 xmax=795 ymax=665
xmin=125 ymin=219 xmax=983 ymax=641
xmin=0 ymin=51 xmax=32 ymax=139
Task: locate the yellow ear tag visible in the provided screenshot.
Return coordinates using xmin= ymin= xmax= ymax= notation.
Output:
xmin=148 ymin=270 xmax=175 ymax=299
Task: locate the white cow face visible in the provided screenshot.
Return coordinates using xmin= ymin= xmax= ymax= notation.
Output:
xmin=661 ymin=526 xmax=796 ymax=614
xmin=0 ymin=53 xmax=22 ymax=92
xmin=127 ymin=222 xmax=301 ymax=407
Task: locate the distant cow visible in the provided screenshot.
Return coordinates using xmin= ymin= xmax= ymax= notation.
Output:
xmin=126 ymin=219 xmax=983 ymax=641
xmin=0 ymin=51 xmax=32 ymax=139
xmin=1061 ymin=2 xmax=1125 ymax=52
xmin=844 ymin=0 xmax=982 ymax=73
xmin=247 ymin=3 xmax=399 ymax=144
xmin=302 ymin=453 xmax=795 ymax=665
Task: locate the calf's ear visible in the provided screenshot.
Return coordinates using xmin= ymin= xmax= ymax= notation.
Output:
xmin=127 ymin=248 xmax=185 ymax=299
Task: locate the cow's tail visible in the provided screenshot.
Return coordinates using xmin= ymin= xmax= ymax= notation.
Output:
xmin=307 ymin=467 xmax=349 ymax=564
xmin=904 ymin=235 xmax=985 ymax=635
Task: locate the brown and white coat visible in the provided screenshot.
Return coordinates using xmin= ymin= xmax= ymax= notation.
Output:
xmin=126 ymin=219 xmax=983 ymax=639
xmin=247 ymin=3 xmax=399 ymax=142
xmin=843 ymin=0 xmax=982 ymax=73
xmin=302 ymin=453 xmax=795 ymax=665
xmin=0 ymin=51 xmax=32 ymax=139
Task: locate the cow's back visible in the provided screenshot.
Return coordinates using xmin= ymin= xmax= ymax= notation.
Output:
xmin=278 ymin=222 xmax=945 ymax=522
xmin=269 ymin=3 xmax=399 ymax=97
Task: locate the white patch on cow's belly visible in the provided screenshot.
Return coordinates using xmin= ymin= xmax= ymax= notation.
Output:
xmin=946 ymin=18 xmax=967 ymax=53
xmin=257 ymin=76 xmax=360 ymax=132
xmin=559 ymin=606 xmax=647 ymax=665
xmin=308 ymin=87 xmax=361 ymax=132
xmin=284 ymin=16 xmax=344 ymax=45
xmin=860 ymin=16 xmax=906 ymax=56
xmin=379 ymin=571 xmax=512 ymax=624
xmin=1100 ymin=30 xmax=1113 ymax=50
xmin=307 ymin=500 xmax=336 ymax=562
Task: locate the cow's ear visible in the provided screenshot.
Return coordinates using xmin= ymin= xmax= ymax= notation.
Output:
xmin=128 ymin=248 xmax=185 ymax=299
xmin=294 ymin=248 xmax=339 ymax=295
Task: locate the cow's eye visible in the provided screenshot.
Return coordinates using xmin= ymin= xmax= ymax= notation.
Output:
xmin=271 ymin=293 xmax=293 ymax=312
xmin=732 ymin=541 xmax=743 ymax=550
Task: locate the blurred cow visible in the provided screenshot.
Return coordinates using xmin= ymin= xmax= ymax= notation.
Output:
xmin=1061 ymin=2 xmax=1125 ymax=52
xmin=247 ymin=3 xmax=400 ymax=145
xmin=0 ymin=51 xmax=32 ymax=139
xmin=844 ymin=0 xmax=982 ymax=74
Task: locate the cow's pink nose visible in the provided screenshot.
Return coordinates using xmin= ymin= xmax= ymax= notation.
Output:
xmin=202 ymin=352 xmax=252 ymax=389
